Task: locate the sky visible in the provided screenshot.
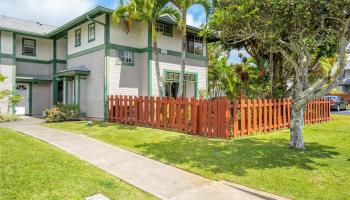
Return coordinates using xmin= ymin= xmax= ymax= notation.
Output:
xmin=0 ymin=0 xmax=243 ymax=63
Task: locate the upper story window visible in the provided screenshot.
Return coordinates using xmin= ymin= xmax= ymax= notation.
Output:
xmin=156 ymin=22 xmax=173 ymax=37
xmin=75 ymin=28 xmax=81 ymax=47
xmin=22 ymin=38 xmax=36 ymax=56
xmin=117 ymin=49 xmax=134 ymax=65
xmin=187 ymin=34 xmax=203 ymax=55
xmin=88 ymin=23 xmax=95 ymax=42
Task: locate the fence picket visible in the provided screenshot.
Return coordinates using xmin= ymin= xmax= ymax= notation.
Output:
xmin=183 ymin=98 xmax=189 ymax=132
xmin=241 ymin=99 xmax=246 ymax=136
xmin=162 ymin=97 xmax=167 ymax=128
xmin=156 ymin=97 xmax=161 ymax=128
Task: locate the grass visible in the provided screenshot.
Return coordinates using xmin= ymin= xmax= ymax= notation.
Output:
xmin=45 ymin=115 xmax=350 ymax=200
xmin=0 ymin=128 xmax=157 ymax=200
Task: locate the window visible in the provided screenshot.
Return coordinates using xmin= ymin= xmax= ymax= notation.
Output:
xmin=117 ymin=49 xmax=134 ymax=65
xmin=156 ymin=22 xmax=172 ymax=36
xmin=22 ymin=38 xmax=36 ymax=56
xmin=75 ymin=29 xmax=81 ymax=47
xmin=164 ymin=72 xmax=197 ymax=98
xmin=88 ymin=23 xmax=95 ymax=42
xmin=187 ymin=34 xmax=203 ymax=55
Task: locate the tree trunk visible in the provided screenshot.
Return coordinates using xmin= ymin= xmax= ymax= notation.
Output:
xmin=289 ymin=102 xmax=305 ymax=150
xmin=289 ymin=71 xmax=305 ymax=150
xmin=269 ymin=52 xmax=274 ymax=98
xmin=152 ymin=20 xmax=163 ymax=97
xmin=177 ymin=11 xmax=187 ymax=98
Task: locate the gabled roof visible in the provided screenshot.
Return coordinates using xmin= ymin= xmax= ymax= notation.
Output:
xmin=0 ymin=6 xmax=214 ymax=40
xmin=0 ymin=15 xmax=56 ymax=37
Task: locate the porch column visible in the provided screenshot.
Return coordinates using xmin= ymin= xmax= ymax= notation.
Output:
xmin=74 ymin=75 xmax=81 ymax=105
xmin=64 ymin=77 xmax=68 ymax=104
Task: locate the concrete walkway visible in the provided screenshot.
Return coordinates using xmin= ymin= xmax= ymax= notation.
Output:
xmin=1 ymin=117 xmax=288 ymax=200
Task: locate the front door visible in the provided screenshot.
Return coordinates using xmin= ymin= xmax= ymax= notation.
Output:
xmin=15 ymin=83 xmax=29 ymax=115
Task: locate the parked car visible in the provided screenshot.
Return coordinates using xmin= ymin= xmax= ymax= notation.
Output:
xmin=323 ymin=96 xmax=348 ymax=111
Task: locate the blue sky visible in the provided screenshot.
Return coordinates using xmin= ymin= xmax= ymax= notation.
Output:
xmin=0 ymin=0 xmax=244 ymax=63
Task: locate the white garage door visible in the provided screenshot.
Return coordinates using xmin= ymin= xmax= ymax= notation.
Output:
xmin=15 ymin=83 xmax=29 ymax=115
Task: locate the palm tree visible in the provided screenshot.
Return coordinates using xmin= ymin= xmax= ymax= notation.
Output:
xmin=169 ymin=0 xmax=210 ymax=98
xmin=113 ymin=0 xmax=178 ymax=97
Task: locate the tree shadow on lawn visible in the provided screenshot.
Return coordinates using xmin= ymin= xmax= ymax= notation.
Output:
xmin=83 ymin=121 xmax=138 ymax=130
xmin=135 ymin=136 xmax=338 ymax=176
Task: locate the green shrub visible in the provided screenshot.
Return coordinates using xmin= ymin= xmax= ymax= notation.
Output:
xmin=0 ymin=114 xmax=20 ymax=122
xmin=44 ymin=104 xmax=80 ymax=123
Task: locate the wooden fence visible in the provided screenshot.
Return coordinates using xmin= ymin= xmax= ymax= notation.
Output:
xmin=328 ymin=93 xmax=350 ymax=102
xmin=108 ymin=96 xmax=330 ymax=139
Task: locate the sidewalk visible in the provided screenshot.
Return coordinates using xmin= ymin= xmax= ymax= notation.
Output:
xmin=2 ymin=117 xmax=288 ymax=200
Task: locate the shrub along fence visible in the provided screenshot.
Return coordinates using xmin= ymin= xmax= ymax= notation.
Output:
xmin=108 ymin=96 xmax=330 ymax=139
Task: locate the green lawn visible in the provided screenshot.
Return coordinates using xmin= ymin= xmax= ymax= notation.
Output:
xmin=45 ymin=115 xmax=350 ymax=200
xmin=0 ymin=128 xmax=156 ymax=200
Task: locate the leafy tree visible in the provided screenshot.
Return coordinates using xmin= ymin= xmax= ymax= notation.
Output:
xmin=113 ymin=0 xmax=178 ymax=97
xmin=170 ymin=0 xmax=211 ymax=98
xmin=0 ymin=74 xmax=22 ymax=114
xmin=208 ymin=47 xmax=270 ymax=100
xmin=210 ymin=0 xmax=350 ymax=150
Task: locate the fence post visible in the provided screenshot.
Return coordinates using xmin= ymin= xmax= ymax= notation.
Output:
xmin=277 ymin=99 xmax=282 ymax=128
xmin=134 ymin=96 xmax=138 ymax=124
xmin=247 ymin=99 xmax=252 ymax=135
xmin=150 ymin=96 xmax=155 ymax=127
xmin=108 ymin=96 xmax=113 ymax=122
xmin=176 ymin=98 xmax=182 ymax=132
xmin=190 ymin=98 xmax=197 ymax=134
xmin=139 ymin=96 xmax=144 ymax=125
xmin=269 ymin=99 xmax=272 ymax=131
xmin=241 ymin=98 xmax=246 ymax=136
xmin=283 ymin=99 xmax=287 ymax=128
xmin=263 ymin=99 xmax=268 ymax=132
xmin=202 ymin=99 xmax=207 ymax=136
xmin=233 ymin=99 xmax=238 ymax=138
xmin=225 ymin=98 xmax=231 ymax=139
xmin=253 ymin=99 xmax=257 ymax=132
xmin=183 ymin=97 xmax=189 ymax=132
xmin=170 ymin=97 xmax=175 ymax=130
xmin=258 ymin=99 xmax=263 ymax=131
xmin=287 ymin=99 xmax=291 ymax=127
xmin=128 ymin=96 xmax=133 ymax=124
xmin=156 ymin=97 xmax=161 ymax=128
xmin=144 ymin=96 xmax=149 ymax=126
xmin=162 ymin=97 xmax=167 ymax=128
xmin=207 ymin=100 xmax=213 ymax=137
xmin=123 ymin=95 xmax=128 ymax=124
xmin=273 ymin=99 xmax=277 ymax=129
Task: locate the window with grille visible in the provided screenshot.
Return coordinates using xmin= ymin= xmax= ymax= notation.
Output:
xmin=187 ymin=34 xmax=203 ymax=55
xmin=22 ymin=38 xmax=36 ymax=56
xmin=75 ymin=29 xmax=81 ymax=47
xmin=88 ymin=23 xmax=95 ymax=42
xmin=156 ymin=22 xmax=173 ymax=36
xmin=117 ymin=49 xmax=134 ymax=65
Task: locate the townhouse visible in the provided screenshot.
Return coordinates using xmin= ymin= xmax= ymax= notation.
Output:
xmin=0 ymin=6 xmax=212 ymax=119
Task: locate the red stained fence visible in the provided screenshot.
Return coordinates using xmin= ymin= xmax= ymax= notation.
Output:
xmin=108 ymin=96 xmax=330 ymax=139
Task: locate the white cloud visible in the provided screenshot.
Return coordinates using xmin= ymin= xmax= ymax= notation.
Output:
xmin=186 ymin=13 xmax=203 ymax=28
xmin=0 ymin=0 xmax=97 ymax=26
